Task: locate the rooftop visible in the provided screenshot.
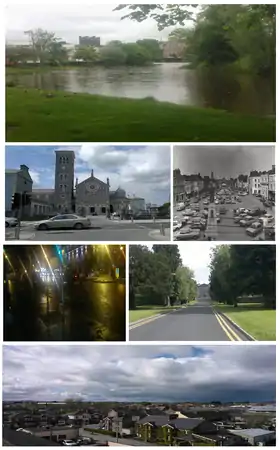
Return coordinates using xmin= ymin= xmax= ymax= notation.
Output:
xmin=3 ymin=428 xmax=60 ymax=446
xmin=230 ymin=428 xmax=275 ymax=438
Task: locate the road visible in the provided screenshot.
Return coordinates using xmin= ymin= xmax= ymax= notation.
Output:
xmin=80 ymin=430 xmax=154 ymax=446
xmin=174 ymin=194 xmax=274 ymax=241
xmin=129 ymin=299 xmax=250 ymax=341
xmin=4 ymin=277 xmax=126 ymax=341
xmin=5 ymin=217 xmax=170 ymax=241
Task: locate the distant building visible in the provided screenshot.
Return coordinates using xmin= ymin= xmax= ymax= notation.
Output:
xmin=229 ymin=429 xmax=275 ymax=446
xmin=79 ymin=36 xmax=101 ymax=47
xmin=160 ymin=40 xmax=186 ymax=60
xmin=197 ymin=284 xmax=210 ymax=300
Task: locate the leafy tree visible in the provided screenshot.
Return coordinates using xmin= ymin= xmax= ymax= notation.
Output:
xmin=136 ymin=38 xmax=163 ymax=61
xmin=73 ymin=45 xmax=98 ymax=63
xmin=114 ymin=4 xmax=197 ymax=30
xmin=176 ymin=266 xmax=197 ymax=304
xmin=6 ymin=45 xmax=36 ymax=64
xmin=24 ymin=28 xmax=68 ymax=65
xmin=122 ymin=43 xmax=152 ymax=65
xmin=99 ymin=44 xmax=127 ymax=66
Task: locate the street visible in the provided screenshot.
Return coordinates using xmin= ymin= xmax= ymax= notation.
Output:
xmin=5 ymin=216 xmax=170 ymax=241
xmin=174 ymin=194 xmax=275 ymax=241
xmin=129 ymin=299 xmax=250 ymax=341
xmin=4 ymin=277 xmax=126 ymax=341
xmin=80 ymin=430 xmax=154 ymax=446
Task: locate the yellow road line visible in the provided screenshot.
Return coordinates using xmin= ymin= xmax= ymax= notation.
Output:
xmin=213 ymin=310 xmax=242 ymax=341
xmin=129 ymin=314 xmax=163 ymax=330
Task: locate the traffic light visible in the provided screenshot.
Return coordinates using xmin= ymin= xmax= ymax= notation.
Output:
xmin=11 ymin=193 xmax=21 ymax=210
xmin=22 ymin=193 xmax=32 ymax=206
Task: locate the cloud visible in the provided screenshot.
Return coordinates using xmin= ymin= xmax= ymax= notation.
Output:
xmin=29 ymin=170 xmax=40 ymax=185
xmin=75 ymin=144 xmax=171 ymax=204
xmin=3 ymin=345 xmax=276 ymax=402
xmin=5 ymin=3 xmax=181 ymax=45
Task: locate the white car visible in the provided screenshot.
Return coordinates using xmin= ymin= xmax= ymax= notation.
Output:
xmin=62 ymin=440 xmax=77 ymax=446
xmin=5 ymin=217 xmax=19 ymax=228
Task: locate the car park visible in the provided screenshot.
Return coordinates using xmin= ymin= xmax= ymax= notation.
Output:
xmin=239 ymin=216 xmax=254 ymax=227
xmin=35 ymin=214 xmax=91 ymax=231
xmin=175 ymin=227 xmax=200 ymax=240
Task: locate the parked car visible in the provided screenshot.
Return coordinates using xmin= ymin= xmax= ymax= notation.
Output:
xmin=250 ymin=208 xmax=267 ymax=217
xmin=35 ymin=214 xmax=91 ymax=231
xmin=173 ymin=220 xmax=182 ymax=232
xmin=220 ymin=207 xmax=227 ymax=214
xmin=175 ymin=227 xmax=200 ymax=240
xmin=246 ymin=222 xmax=263 ymax=237
xmin=239 ymin=216 xmax=254 ymax=227
xmin=5 ymin=217 xmax=19 ymax=228
xmin=61 ymin=440 xmax=78 ymax=446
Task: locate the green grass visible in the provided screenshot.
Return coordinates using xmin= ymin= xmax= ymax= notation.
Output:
xmin=216 ymin=303 xmax=276 ymax=341
xmin=6 ymin=87 xmax=275 ymax=142
xmin=129 ymin=305 xmax=182 ymax=323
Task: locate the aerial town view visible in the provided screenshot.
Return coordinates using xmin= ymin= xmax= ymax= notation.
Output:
xmin=3 ymin=345 xmax=276 ymax=447
xmin=129 ymin=244 xmax=276 ymax=342
xmin=4 ymin=244 xmax=126 ymax=341
xmin=173 ymin=146 xmax=275 ymax=241
xmin=5 ymin=145 xmax=170 ymax=241
xmin=6 ymin=4 xmax=275 ymax=142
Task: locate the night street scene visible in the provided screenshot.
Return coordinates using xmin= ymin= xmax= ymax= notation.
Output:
xmin=5 ymin=145 xmax=171 ymax=242
xmin=3 ymin=245 xmax=126 ymax=341
xmin=173 ymin=146 xmax=275 ymax=241
xmin=3 ymin=345 xmax=276 ymax=447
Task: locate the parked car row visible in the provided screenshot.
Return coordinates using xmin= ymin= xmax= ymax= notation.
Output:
xmin=233 ymin=207 xmax=275 ymax=239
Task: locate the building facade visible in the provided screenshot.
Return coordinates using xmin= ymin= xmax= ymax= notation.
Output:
xmin=75 ymin=170 xmax=110 ymax=216
xmin=5 ymin=165 xmax=33 ymax=217
xmin=249 ymin=171 xmax=261 ymax=195
xmin=79 ymin=36 xmax=101 ymax=47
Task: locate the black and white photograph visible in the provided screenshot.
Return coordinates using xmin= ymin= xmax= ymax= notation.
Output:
xmin=173 ymin=146 xmax=275 ymax=241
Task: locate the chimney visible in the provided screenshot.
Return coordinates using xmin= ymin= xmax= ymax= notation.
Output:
xmin=107 ymin=177 xmax=110 ymax=187
xmin=91 ymin=169 xmax=94 ymax=177
xmin=75 ymin=178 xmax=78 ymax=188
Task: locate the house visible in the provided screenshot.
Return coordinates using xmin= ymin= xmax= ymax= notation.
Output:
xmin=229 ymin=428 xmax=276 ymax=446
xmin=136 ymin=415 xmax=217 ymax=445
xmin=249 ymin=171 xmax=261 ymax=195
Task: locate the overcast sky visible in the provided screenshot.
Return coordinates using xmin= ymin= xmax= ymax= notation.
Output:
xmin=3 ymin=345 xmax=276 ymax=402
xmin=174 ymin=146 xmax=275 ymax=179
xmin=5 ymin=3 xmax=194 ymax=45
xmin=6 ymin=145 xmax=170 ymax=205
xmin=147 ymin=243 xmax=214 ymax=284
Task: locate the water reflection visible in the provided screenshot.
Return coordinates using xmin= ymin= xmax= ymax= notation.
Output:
xmin=7 ymin=63 xmax=275 ymax=115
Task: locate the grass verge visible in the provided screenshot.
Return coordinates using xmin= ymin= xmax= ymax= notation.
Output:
xmin=6 ymin=87 xmax=275 ymax=142
xmin=215 ymin=303 xmax=276 ymax=341
xmin=129 ymin=305 xmax=182 ymax=323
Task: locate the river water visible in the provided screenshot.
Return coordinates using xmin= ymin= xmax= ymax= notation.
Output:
xmin=7 ymin=62 xmax=275 ymax=115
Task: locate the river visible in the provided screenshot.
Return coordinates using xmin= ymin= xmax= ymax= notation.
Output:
xmin=7 ymin=62 xmax=275 ymax=115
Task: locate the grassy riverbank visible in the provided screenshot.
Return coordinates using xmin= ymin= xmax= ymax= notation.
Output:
xmin=6 ymin=87 xmax=275 ymax=142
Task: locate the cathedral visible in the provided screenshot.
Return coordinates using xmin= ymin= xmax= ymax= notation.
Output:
xmin=30 ymin=150 xmax=145 ymax=217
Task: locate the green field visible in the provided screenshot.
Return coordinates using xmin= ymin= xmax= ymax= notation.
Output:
xmin=6 ymin=87 xmax=275 ymax=142
xmin=216 ymin=303 xmax=276 ymax=341
xmin=129 ymin=305 xmax=182 ymax=323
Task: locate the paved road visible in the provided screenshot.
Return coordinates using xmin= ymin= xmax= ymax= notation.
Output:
xmin=129 ymin=300 xmax=250 ymax=341
xmin=80 ymin=430 xmax=153 ymax=446
xmin=5 ymin=217 xmax=170 ymax=241
xmin=174 ymin=194 xmax=274 ymax=241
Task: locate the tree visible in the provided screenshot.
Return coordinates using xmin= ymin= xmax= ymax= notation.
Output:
xmin=136 ymin=39 xmax=163 ymax=61
xmin=122 ymin=43 xmax=152 ymax=65
xmin=24 ymin=28 xmax=68 ymax=65
xmin=99 ymin=44 xmax=127 ymax=66
xmin=176 ymin=266 xmax=197 ymax=304
xmin=114 ymin=4 xmax=197 ymax=30
xmin=6 ymin=45 xmax=36 ymax=65
xmin=73 ymin=45 xmax=98 ymax=63
xmin=152 ymin=244 xmax=182 ymax=272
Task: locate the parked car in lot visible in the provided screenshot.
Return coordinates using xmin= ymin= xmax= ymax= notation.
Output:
xmin=175 ymin=227 xmax=200 ymax=240
xmin=246 ymin=222 xmax=263 ymax=237
xmin=5 ymin=217 xmax=19 ymax=228
xmin=173 ymin=220 xmax=182 ymax=232
xmin=263 ymin=213 xmax=274 ymax=222
xmin=35 ymin=214 xmax=91 ymax=231
xmin=250 ymin=208 xmax=267 ymax=216
xmin=61 ymin=440 xmax=78 ymax=446
xmin=220 ymin=207 xmax=227 ymax=214
xmin=239 ymin=216 xmax=254 ymax=227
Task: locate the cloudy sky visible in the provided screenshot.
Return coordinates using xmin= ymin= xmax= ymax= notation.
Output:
xmin=5 ymin=3 xmax=194 ymax=45
xmin=3 ymin=345 xmax=276 ymax=402
xmin=5 ymin=145 xmax=170 ymax=205
xmin=147 ymin=243 xmax=214 ymax=284
xmin=174 ymin=146 xmax=275 ymax=178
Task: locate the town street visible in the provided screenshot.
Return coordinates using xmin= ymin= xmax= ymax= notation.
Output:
xmin=5 ymin=217 xmax=170 ymax=241
xmin=174 ymin=193 xmax=274 ymax=241
xmin=129 ymin=299 xmax=251 ymax=342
